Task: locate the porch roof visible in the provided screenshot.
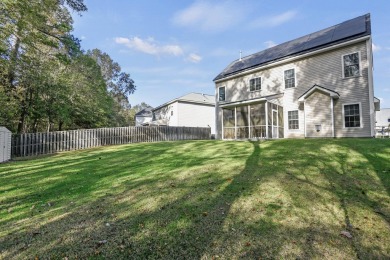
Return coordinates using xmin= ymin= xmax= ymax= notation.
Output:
xmin=219 ymin=93 xmax=283 ymax=108
xmin=298 ymin=84 xmax=340 ymax=103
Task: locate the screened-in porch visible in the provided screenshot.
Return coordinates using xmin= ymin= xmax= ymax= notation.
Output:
xmin=222 ymin=102 xmax=284 ymax=139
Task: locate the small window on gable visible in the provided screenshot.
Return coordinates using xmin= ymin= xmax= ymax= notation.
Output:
xmin=288 ymin=110 xmax=299 ymax=129
xmin=171 ymin=111 xmax=173 ymax=116
xmin=249 ymin=77 xmax=261 ymax=91
xmin=343 ymin=52 xmax=360 ymax=78
xmin=344 ymin=104 xmax=361 ymax=127
xmin=284 ymin=69 xmax=295 ymax=89
xmin=218 ymin=86 xmax=226 ymax=101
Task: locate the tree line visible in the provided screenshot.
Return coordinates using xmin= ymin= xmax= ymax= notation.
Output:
xmin=0 ymin=0 xmax=142 ymax=133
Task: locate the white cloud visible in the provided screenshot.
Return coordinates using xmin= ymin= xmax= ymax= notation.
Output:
xmin=187 ymin=53 xmax=202 ymax=63
xmin=173 ymin=1 xmax=246 ymax=32
xmin=250 ymin=10 xmax=297 ymax=28
xmin=264 ymin=41 xmax=277 ymax=48
xmin=115 ymin=37 xmax=184 ymax=56
xmin=372 ymin=43 xmax=381 ymax=52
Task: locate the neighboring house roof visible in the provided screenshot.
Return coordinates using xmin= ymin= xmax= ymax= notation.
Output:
xmin=135 ymin=107 xmax=153 ymax=117
xmin=153 ymin=92 xmax=215 ymax=111
xmin=214 ymin=13 xmax=371 ymax=81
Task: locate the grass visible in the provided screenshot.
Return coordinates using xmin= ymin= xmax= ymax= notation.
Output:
xmin=0 ymin=139 xmax=389 ymax=259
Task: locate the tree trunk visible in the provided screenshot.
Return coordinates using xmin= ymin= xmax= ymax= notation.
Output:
xmin=17 ymin=99 xmax=27 ymax=134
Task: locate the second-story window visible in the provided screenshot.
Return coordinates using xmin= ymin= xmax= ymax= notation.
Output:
xmin=249 ymin=77 xmax=261 ymax=91
xmin=284 ymin=69 xmax=295 ymax=89
xmin=343 ymin=52 xmax=360 ymax=78
xmin=218 ymin=86 xmax=226 ymax=101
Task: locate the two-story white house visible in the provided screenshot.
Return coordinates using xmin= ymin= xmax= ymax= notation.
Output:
xmin=214 ymin=14 xmax=380 ymax=139
xmin=151 ymin=92 xmax=216 ymax=134
xmin=134 ymin=106 xmax=153 ymax=126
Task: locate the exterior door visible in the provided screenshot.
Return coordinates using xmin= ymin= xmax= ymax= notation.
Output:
xmin=272 ymin=110 xmax=278 ymax=138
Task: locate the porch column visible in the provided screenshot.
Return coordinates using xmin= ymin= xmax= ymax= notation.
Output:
xmin=265 ymin=102 xmax=268 ymax=138
xmin=234 ymin=107 xmax=237 ymax=140
xmin=221 ymin=108 xmax=224 ymax=139
xmin=248 ymin=105 xmax=251 ymax=139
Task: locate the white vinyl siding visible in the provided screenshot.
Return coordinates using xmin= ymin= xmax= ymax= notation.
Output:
xmin=177 ymin=102 xmax=215 ymax=134
xmin=304 ymin=91 xmax=333 ymax=137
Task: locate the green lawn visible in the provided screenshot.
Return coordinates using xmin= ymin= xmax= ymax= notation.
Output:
xmin=0 ymin=139 xmax=389 ymax=259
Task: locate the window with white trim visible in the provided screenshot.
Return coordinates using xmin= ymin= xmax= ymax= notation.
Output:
xmin=284 ymin=69 xmax=295 ymax=89
xmin=344 ymin=104 xmax=361 ymax=127
xmin=343 ymin=52 xmax=360 ymax=78
xmin=218 ymin=86 xmax=226 ymax=101
xmin=249 ymin=77 xmax=261 ymax=91
xmin=288 ymin=110 xmax=299 ymax=129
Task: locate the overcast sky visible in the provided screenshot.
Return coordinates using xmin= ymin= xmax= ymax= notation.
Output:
xmin=72 ymin=0 xmax=390 ymax=108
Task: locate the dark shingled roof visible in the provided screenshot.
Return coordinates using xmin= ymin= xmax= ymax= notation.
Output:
xmin=214 ymin=14 xmax=371 ymax=81
xmin=135 ymin=107 xmax=153 ymax=117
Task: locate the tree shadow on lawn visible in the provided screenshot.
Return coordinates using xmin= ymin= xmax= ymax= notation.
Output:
xmin=1 ymin=141 xmax=274 ymax=259
xmin=0 ymin=140 xmax=257 ymax=258
xmin=1 ymin=139 xmax=389 ymax=259
xmin=0 ymin=141 xmax=219 ymax=228
xmin=254 ymin=139 xmax=390 ymax=259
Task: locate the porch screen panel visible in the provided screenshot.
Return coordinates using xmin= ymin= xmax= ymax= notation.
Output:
xmin=268 ymin=103 xmax=273 ymax=138
xmin=236 ymin=106 xmax=249 ymax=139
xmin=278 ymin=106 xmax=284 ymax=138
xmin=250 ymin=103 xmax=266 ymax=138
xmin=223 ymin=108 xmax=235 ymax=139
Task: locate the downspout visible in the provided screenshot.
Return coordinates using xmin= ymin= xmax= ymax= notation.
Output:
xmin=366 ymin=37 xmax=375 ymax=137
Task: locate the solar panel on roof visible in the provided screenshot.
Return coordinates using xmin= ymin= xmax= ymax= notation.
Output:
xmin=214 ymin=14 xmax=370 ymax=81
xmin=302 ymin=27 xmax=334 ymax=50
xmin=332 ymin=16 xmax=366 ymax=41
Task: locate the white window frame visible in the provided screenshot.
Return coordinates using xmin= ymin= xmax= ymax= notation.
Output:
xmin=341 ymin=51 xmax=361 ymax=78
xmin=218 ymin=86 xmax=226 ymax=102
xmin=283 ymin=68 xmax=296 ymax=89
xmin=249 ymin=77 xmax=261 ymax=92
xmin=342 ymin=102 xmax=363 ymax=128
xmin=288 ymin=110 xmax=299 ymax=130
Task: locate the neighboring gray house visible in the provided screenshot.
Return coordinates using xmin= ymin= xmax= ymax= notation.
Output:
xmin=214 ymin=14 xmax=380 ymax=139
xmin=134 ymin=106 xmax=153 ymax=126
xmin=151 ymin=93 xmax=215 ymax=134
xmin=376 ymin=108 xmax=390 ymax=136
